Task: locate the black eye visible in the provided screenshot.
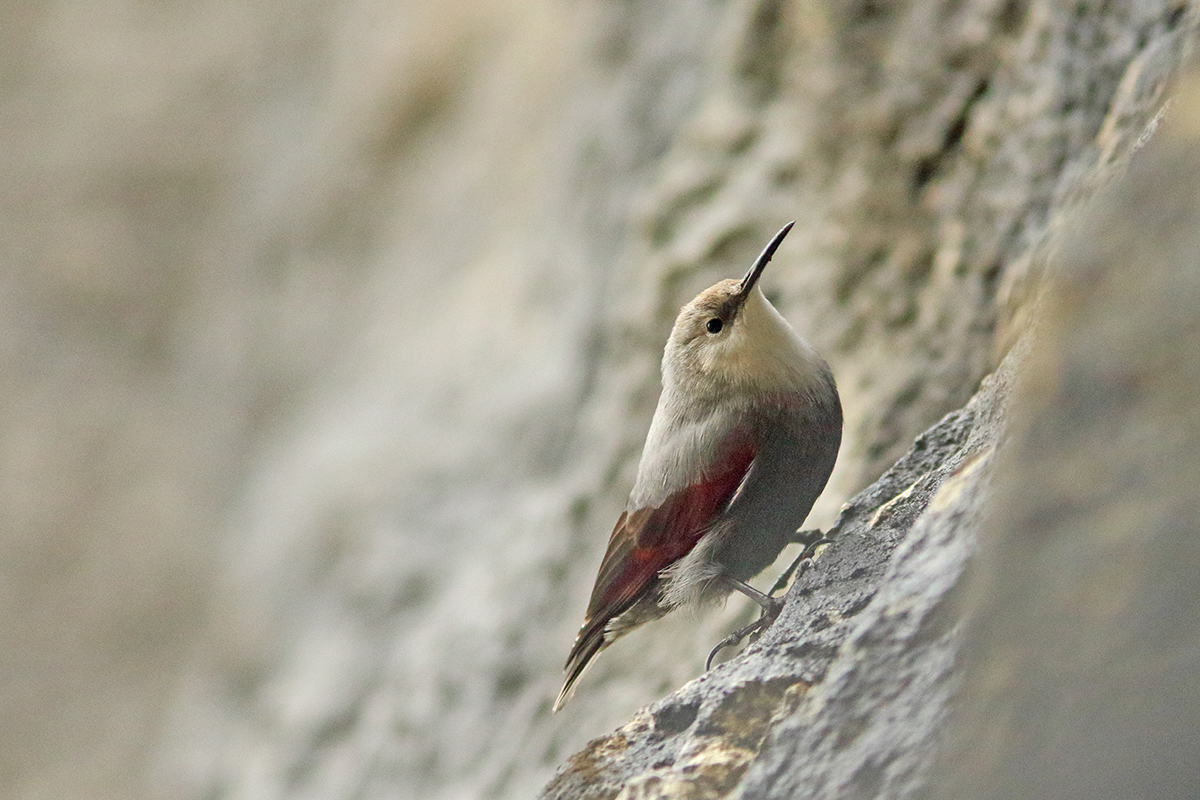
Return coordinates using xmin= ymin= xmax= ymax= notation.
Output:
xmin=706 ymin=318 xmax=723 ymax=334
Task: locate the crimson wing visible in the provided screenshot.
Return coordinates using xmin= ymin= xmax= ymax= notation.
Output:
xmin=555 ymin=440 xmax=757 ymax=710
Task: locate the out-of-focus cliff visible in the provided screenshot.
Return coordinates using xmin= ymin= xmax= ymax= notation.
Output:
xmin=539 ymin=67 xmax=1200 ymax=797
xmin=1 ymin=2 xmax=1196 ymax=799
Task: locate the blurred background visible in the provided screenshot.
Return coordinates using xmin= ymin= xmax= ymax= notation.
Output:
xmin=0 ymin=2 xmax=1190 ymax=799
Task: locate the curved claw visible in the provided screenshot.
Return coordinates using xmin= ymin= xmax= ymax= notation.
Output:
xmin=706 ymin=622 xmax=753 ymax=670
xmin=707 ymin=531 xmax=833 ymax=670
xmin=706 ymin=610 xmax=776 ymax=670
xmin=768 ymin=532 xmax=833 ymax=596
xmin=706 ymin=576 xmax=786 ymax=669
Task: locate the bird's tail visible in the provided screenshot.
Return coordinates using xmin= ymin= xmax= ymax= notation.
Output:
xmin=552 ymin=619 xmax=608 ymax=713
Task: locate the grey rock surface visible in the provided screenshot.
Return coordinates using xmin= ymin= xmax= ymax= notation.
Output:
xmin=542 ymin=25 xmax=1200 ymax=800
xmin=931 ymin=67 xmax=1200 ymax=800
xmin=1 ymin=2 xmax=1196 ymax=800
xmin=541 ymin=368 xmax=1004 ymax=799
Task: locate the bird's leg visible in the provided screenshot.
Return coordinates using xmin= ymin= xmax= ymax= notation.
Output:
xmin=706 ymin=531 xmax=833 ymax=670
xmin=768 ymin=529 xmax=833 ymax=596
xmin=705 ymin=576 xmax=785 ymax=670
xmin=706 ymin=618 xmax=769 ymax=670
xmin=722 ymin=575 xmax=784 ymax=614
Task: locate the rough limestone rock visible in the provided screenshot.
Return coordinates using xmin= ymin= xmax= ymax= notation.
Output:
xmin=2 ymin=2 xmax=1197 ymax=800
xmin=542 ymin=39 xmax=1200 ymax=800
xmin=541 ymin=367 xmax=1005 ymax=799
xmin=930 ymin=69 xmax=1200 ymax=800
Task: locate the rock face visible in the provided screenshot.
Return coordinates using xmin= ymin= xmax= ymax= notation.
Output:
xmin=2 ymin=2 xmax=1197 ymax=800
xmin=542 ymin=59 xmax=1200 ymax=800
xmin=541 ymin=375 xmax=1003 ymax=800
xmin=543 ymin=32 xmax=1200 ymax=800
xmin=930 ymin=71 xmax=1200 ymax=800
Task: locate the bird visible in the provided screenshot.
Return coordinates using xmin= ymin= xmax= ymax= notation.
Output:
xmin=554 ymin=222 xmax=842 ymax=712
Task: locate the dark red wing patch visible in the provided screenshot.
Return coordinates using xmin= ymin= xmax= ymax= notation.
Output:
xmin=583 ymin=436 xmax=758 ymax=629
xmin=557 ymin=434 xmax=757 ymax=707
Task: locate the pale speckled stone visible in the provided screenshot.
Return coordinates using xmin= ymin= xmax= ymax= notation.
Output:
xmin=543 ymin=24 xmax=1200 ymax=800
xmin=2 ymin=2 xmax=1196 ymax=800
xmin=540 ymin=351 xmax=1005 ymax=800
xmin=932 ymin=63 xmax=1200 ymax=800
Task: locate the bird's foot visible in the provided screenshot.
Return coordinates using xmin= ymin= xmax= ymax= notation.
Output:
xmin=706 ymin=612 xmax=776 ymax=670
xmin=706 ymin=575 xmax=786 ymax=670
xmin=768 ymin=530 xmax=833 ymax=596
xmin=790 ymin=527 xmax=830 ymax=548
xmin=705 ymin=532 xmax=832 ymax=670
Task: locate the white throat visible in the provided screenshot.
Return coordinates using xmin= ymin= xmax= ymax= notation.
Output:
xmin=698 ymin=288 xmax=826 ymax=396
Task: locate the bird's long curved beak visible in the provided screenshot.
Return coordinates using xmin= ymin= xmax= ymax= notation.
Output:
xmin=735 ymin=221 xmax=795 ymax=301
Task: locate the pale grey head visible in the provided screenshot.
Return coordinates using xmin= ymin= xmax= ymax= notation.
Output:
xmin=662 ymin=222 xmax=829 ymax=402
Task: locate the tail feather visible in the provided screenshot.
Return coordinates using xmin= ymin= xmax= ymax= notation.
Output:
xmin=553 ymin=620 xmax=608 ymax=713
